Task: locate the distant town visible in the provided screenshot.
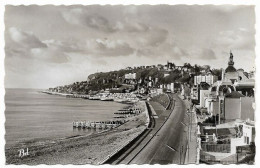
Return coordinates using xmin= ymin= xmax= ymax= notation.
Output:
xmin=44 ymin=51 xmax=255 ymax=164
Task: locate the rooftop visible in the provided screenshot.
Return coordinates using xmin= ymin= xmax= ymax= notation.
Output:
xmin=225 ymin=91 xmax=245 ymax=98
xmin=225 ymin=65 xmax=237 ymax=73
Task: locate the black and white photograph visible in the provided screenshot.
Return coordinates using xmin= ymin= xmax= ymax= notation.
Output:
xmin=0 ymin=0 xmax=259 ymax=166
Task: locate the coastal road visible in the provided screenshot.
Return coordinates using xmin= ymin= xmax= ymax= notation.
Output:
xmin=106 ymin=94 xmax=189 ymax=164
xmin=129 ymin=94 xmax=188 ymax=164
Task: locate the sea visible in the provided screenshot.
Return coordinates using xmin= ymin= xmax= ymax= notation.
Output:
xmin=5 ymin=88 xmax=127 ymax=148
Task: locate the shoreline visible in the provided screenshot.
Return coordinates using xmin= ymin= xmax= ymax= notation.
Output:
xmin=6 ymin=127 xmax=146 ymax=165
xmin=5 ymin=89 xmax=131 ymax=149
xmin=6 ymin=120 xmax=148 ymax=165
xmin=41 ymin=90 xmax=140 ymax=104
xmin=5 ymin=92 xmax=149 ymax=164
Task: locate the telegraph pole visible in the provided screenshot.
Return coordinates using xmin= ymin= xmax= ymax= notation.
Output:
xmin=181 ymin=145 xmax=184 ymax=164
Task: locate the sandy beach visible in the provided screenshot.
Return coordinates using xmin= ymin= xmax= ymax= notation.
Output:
xmin=5 ymin=102 xmax=148 ymax=165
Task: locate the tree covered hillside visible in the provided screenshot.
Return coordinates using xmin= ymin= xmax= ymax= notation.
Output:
xmin=49 ymin=63 xmax=223 ymax=94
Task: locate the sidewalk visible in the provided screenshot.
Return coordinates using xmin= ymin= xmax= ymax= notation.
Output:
xmin=182 ymin=99 xmax=198 ymax=164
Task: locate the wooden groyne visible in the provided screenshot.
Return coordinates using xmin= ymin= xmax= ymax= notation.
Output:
xmin=72 ymin=101 xmax=146 ymax=131
xmin=113 ymin=116 xmax=126 ymax=119
xmin=72 ymin=120 xmax=126 ymax=129
xmin=114 ymin=108 xmax=142 ymax=115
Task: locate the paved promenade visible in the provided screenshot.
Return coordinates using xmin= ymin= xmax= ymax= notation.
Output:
xmin=180 ymin=96 xmax=198 ymax=164
xmin=184 ymin=106 xmax=198 ymax=164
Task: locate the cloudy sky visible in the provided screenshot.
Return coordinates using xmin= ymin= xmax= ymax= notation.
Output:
xmin=4 ymin=5 xmax=255 ymax=88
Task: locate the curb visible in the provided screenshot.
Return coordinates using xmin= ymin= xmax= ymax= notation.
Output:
xmin=97 ymin=127 xmax=147 ymax=165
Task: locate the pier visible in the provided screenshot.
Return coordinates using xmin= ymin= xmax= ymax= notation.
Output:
xmin=72 ymin=120 xmax=126 ymax=129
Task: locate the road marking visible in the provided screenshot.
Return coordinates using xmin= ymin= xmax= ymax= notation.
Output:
xmin=181 ymin=122 xmax=188 ymax=127
xmin=165 ymin=144 xmax=177 ymax=152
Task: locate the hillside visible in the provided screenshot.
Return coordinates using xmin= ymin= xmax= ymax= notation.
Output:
xmin=48 ymin=63 xmax=223 ymax=94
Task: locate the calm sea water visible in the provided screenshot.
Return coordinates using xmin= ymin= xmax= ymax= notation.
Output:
xmin=5 ymin=88 xmax=127 ymax=147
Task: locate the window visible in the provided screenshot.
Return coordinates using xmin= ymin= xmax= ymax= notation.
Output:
xmin=220 ymin=100 xmax=224 ymax=114
xmin=205 ymin=155 xmax=211 ymax=160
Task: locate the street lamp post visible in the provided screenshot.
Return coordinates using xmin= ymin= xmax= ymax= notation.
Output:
xmin=179 ymin=145 xmax=184 ymax=164
xmin=186 ymin=107 xmax=193 ymax=164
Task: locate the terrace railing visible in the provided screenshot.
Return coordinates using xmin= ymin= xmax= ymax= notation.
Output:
xmin=201 ymin=143 xmax=231 ymax=153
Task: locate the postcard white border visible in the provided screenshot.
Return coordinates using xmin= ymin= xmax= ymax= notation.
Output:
xmin=0 ymin=0 xmax=259 ymax=168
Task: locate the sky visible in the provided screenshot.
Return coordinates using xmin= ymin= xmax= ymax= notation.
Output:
xmin=4 ymin=5 xmax=256 ymax=88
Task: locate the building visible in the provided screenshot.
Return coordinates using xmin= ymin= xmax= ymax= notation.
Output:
xmin=203 ymin=92 xmax=219 ymax=115
xmin=205 ymin=86 xmax=254 ymax=122
xmin=170 ymin=83 xmax=174 ymax=93
xmin=221 ymin=52 xmax=255 ymax=97
xmin=181 ymin=84 xmax=191 ymax=99
xmin=149 ymin=88 xmax=163 ymax=96
xmin=125 ymin=73 xmax=136 ymax=79
xmin=167 ymin=61 xmax=175 ymax=70
xmin=191 ymin=85 xmax=199 ymax=101
xmin=194 ymin=74 xmax=218 ymax=86
xmin=157 ymin=64 xmax=163 ymax=70
xmin=126 ymin=67 xmax=133 ymax=70
xmin=164 ymin=73 xmax=170 ymax=78
xmin=191 ymin=82 xmax=211 ymax=105
xmin=200 ymin=90 xmax=211 ymax=108
xmin=197 ymin=51 xmax=255 ymax=123
xmin=155 ymin=78 xmax=158 ymax=84
xmin=223 ymin=92 xmax=255 ymax=122
xmin=234 ymin=69 xmax=255 ymax=97
xmin=192 ymin=72 xmax=217 ymax=105
xmin=200 ymin=120 xmax=255 ymax=163
xmin=199 ymin=52 xmax=256 ymax=164
xmin=222 ymin=51 xmax=252 ymax=85
xmin=124 ymin=73 xmax=137 ymax=85
xmin=175 ymin=66 xmax=183 ymax=71
xmin=222 ymin=51 xmax=237 ymax=82
xmin=210 ymin=80 xmax=236 ymax=97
